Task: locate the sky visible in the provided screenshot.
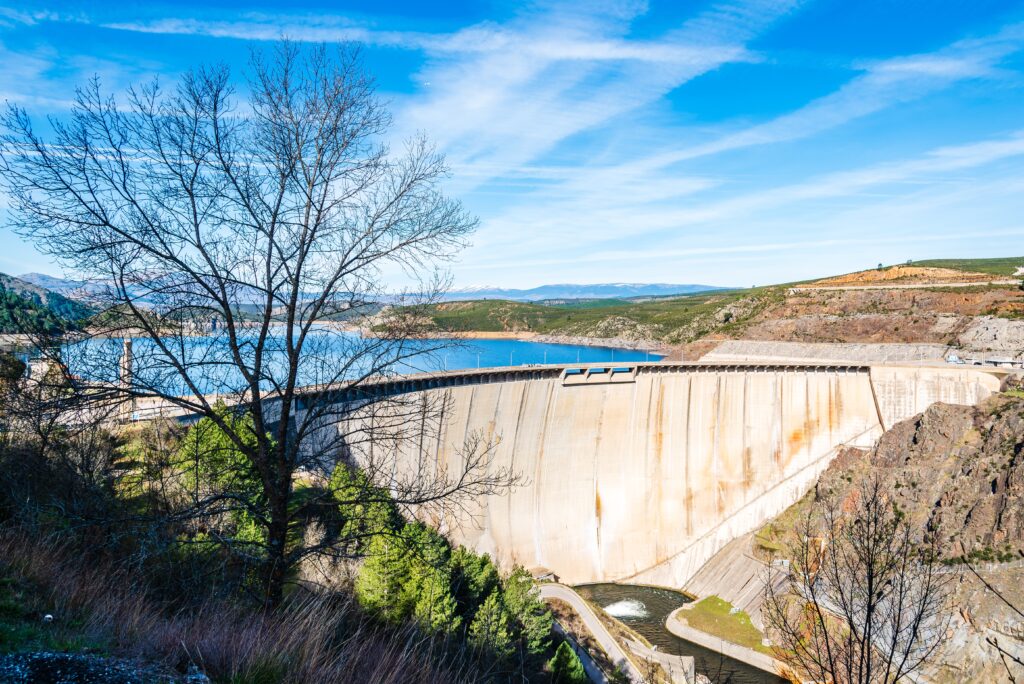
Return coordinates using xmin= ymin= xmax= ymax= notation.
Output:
xmin=2 ymin=1 xmax=1024 ymax=289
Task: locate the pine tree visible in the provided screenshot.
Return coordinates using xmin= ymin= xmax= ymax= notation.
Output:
xmin=328 ymin=463 xmax=402 ymax=554
xmin=355 ymin=533 xmax=413 ymax=622
xmin=503 ymin=566 xmax=553 ymax=656
xmin=411 ymin=564 xmax=461 ymax=634
xmin=549 ymin=641 xmax=587 ymax=683
xmin=469 ymin=590 xmax=514 ymax=659
xmin=451 ymin=546 xmax=500 ymax=617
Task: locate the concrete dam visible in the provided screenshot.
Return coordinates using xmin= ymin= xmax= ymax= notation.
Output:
xmin=339 ymin=363 xmax=1004 ymax=589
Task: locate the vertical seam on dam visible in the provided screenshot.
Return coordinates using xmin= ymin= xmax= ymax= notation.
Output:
xmin=867 ymin=368 xmax=887 ymax=431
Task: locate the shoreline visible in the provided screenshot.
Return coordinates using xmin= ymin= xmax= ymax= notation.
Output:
xmin=41 ymin=323 xmax=676 ymax=359
xmin=391 ymin=329 xmax=673 ymax=355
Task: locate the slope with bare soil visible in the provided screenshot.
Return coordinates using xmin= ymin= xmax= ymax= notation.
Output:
xmin=731 ymin=285 xmax=1024 ymax=353
xmin=797 ymin=264 xmax=1012 ymax=288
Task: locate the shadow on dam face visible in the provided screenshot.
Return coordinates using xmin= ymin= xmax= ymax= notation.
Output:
xmin=341 ymin=363 xmax=1003 ymax=589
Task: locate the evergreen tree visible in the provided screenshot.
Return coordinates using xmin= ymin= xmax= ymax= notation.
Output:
xmin=503 ymin=566 xmax=553 ymax=656
xmin=469 ymin=590 xmax=514 ymax=659
xmin=411 ymin=563 xmax=461 ymax=634
xmin=355 ymin=532 xmax=413 ymax=622
xmin=176 ymin=403 xmax=268 ymax=548
xmin=548 ymin=641 xmax=587 ymax=684
xmin=328 ymin=463 xmax=402 ymax=554
xmin=400 ymin=522 xmax=460 ymax=633
xmin=451 ymin=546 xmax=500 ymax=618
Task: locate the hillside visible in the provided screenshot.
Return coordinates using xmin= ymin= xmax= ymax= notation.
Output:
xmin=416 ymin=289 xmax=782 ymax=344
xmin=912 ymin=256 xmax=1024 ymax=277
xmin=442 ymin=282 xmax=724 ymax=301
xmin=0 ymin=274 xmax=93 ymax=322
xmin=406 ymin=256 xmax=1024 ymax=357
xmin=799 ymin=264 xmax=1009 ymax=288
xmin=0 ymin=273 xmax=94 ymax=334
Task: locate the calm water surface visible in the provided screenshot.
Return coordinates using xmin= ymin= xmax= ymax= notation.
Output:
xmin=574 ymin=583 xmax=787 ymax=684
xmin=66 ymin=332 xmax=661 ymax=393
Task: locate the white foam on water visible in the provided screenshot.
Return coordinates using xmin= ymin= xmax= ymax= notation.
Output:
xmin=603 ymin=599 xmax=648 ymax=619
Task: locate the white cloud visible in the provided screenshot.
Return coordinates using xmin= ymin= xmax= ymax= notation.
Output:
xmin=391 ymin=1 xmax=801 ymax=192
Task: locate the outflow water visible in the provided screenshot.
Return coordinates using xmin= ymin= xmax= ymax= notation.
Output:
xmin=574 ymin=584 xmax=788 ymax=684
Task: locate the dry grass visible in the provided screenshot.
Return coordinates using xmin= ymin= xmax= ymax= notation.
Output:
xmin=0 ymin=531 xmax=480 ymax=683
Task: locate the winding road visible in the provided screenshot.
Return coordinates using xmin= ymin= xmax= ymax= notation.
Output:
xmin=540 ymin=583 xmax=645 ymax=683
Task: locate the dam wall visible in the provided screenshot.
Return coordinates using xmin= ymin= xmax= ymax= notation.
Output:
xmin=338 ymin=363 xmax=1003 ymax=589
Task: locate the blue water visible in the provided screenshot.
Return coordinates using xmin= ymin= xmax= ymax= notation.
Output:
xmin=399 ymin=337 xmax=660 ymax=372
xmin=575 ymin=584 xmax=787 ymax=684
xmin=65 ymin=330 xmax=660 ymax=395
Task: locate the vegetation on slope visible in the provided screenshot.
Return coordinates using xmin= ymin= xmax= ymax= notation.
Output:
xmin=911 ymin=256 xmax=1024 ymax=277
xmin=0 ymin=287 xmax=69 ymax=335
xmin=0 ymin=379 xmax=563 ymax=682
xmin=0 ymin=273 xmax=93 ymax=333
xmin=416 ymin=288 xmax=783 ymax=344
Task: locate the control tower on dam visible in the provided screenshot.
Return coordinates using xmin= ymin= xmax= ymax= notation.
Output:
xmin=336 ymin=363 xmax=1005 ymax=589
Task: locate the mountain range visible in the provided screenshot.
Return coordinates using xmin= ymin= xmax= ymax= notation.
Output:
xmin=441 ymin=283 xmax=723 ymax=301
xmin=18 ymin=274 xmax=724 ymax=304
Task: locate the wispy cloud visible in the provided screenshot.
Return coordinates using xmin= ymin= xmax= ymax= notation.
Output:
xmin=443 ymin=17 xmax=1024 ymax=284
xmin=1 ymin=0 xmax=1022 ymax=284
xmin=458 ymin=129 xmax=1024 ymax=282
xmin=591 ymin=21 xmax=1024 ymax=182
xmin=392 ymin=1 xmax=802 ymax=192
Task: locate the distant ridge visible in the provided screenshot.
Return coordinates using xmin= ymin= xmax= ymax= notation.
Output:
xmin=17 ymin=272 xmax=91 ymax=298
xmin=442 ymin=283 xmax=724 ymax=302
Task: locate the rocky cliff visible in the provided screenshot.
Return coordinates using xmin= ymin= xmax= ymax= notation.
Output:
xmin=763 ymin=386 xmax=1024 ymax=682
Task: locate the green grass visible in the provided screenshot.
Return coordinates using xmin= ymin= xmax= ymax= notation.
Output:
xmin=911 ymin=256 xmax=1024 ymax=277
xmin=681 ymin=596 xmax=772 ymax=655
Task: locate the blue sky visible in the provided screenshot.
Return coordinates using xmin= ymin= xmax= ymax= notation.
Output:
xmin=2 ymin=1 xmax=1024 ymax=288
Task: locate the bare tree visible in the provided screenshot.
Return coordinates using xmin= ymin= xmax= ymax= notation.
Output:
xmin=959 ymin=559 xmax=1024 ymax=682
xmin=0 ymin=41 xmax=516 ymax=605
xmin=763 ymin=478 xmax=953 ymax=683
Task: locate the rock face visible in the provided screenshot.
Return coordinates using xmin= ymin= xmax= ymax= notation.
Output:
xmin=957 ymin=316 xmax=1024 ymax=359
xmin=820 ymin=396 xmax=1024 ymax=560
xmin=808 ymin=394 xmax=1024 ymax=682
